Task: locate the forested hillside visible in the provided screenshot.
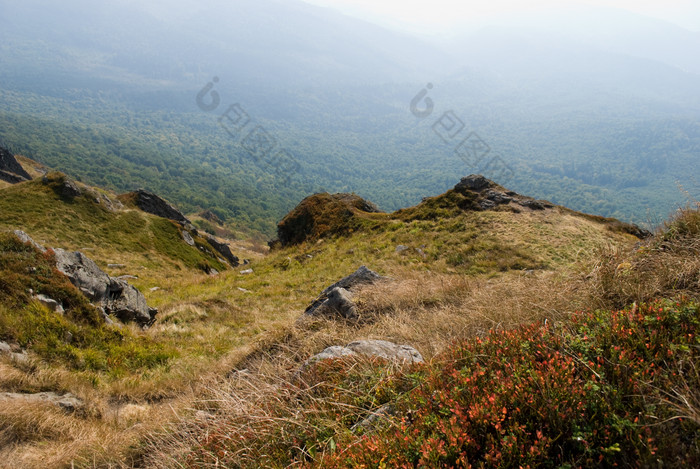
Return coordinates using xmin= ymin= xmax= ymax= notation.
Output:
xmin=1 ymin=0 xmax=699 ymax=236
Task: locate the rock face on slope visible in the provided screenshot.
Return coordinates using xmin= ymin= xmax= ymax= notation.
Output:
xmin=276 ymin=192 xmax=381 ymax=247
xmin=11 ymin=230 xmax=157 ymax=328
xmin=205 ymin=234 xmax=240 ymax=267
xmin=53 ymin=248 xmax=157 ymax=328
xmin=453 ymin=174 xmax=555 ymax=211
xmin=0 ymin=146 xmax=31 ymax=183
xmin=304 ymin=266 xmax=384 ymax=319
xmin=125 ymin=189 xmax=191 ymax=225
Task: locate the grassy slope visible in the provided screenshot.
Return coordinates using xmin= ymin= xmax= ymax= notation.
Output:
xmin=0 ymin=169 xmax=654 ymax=468
xmin=162 ymin=206 xmax=699 ymax=468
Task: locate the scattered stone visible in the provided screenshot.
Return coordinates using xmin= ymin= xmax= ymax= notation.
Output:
xmin=0 ymin=392 xmax=84 ymax=413
xmin=34 ymin=294 xmax=64 ymax=314
xmin=415 ymin=248 xmax=427 ymax=258
xmin=117 ymin=275 xmax=138 ymax=280
xmin=208 ymin=268 xmax=219 ymax=276
xmin=149 ymin=287 xmax=161 ymax=292
xmin=181 ymin=230 xmax=195 ymax=246
xmin=304 ymin=266 xmax=383 ymax=317
xmin=237 ymin=287 xmax=251 ymax=293
xmin=395 ymin=245 xmax=409 ymax=253
xmin=108 ymin=264 xmax=126 ymax=269
xmin=240 ymin=268 xmax=254 ymax=275
xmin=205 ymin=235 xmax=240 ymax=266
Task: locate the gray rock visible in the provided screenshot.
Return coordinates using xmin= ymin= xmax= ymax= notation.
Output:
xmin=479 ymin=199 xmax=496 ymax=210
xmin=454 ymin=174 xmax=491 ymax=192
xmin=54 ymin=248 xmax=156 ymax=328
xmin=59 ymin=179 xmax=82 ymax=198
xmin=0 ymin=342 xmax=29 ymax=364
xmin=0 ymin=392 xmax=83 ymax=413
xmin=54 ymin=249 xmax=112 ymax=302
xmin=205 ymin=235 xmax=240 ymax=266
xmin=34 ymin=294 xmax=64 ymax=314
xmin=240 ymin=268 xmax=254 ymax=275
xmin=346 ymin=340 xmax=424 ymax=364
xmin=181 ymin=230 xmax=195 ymax=246
xmin=307 ymin=345 xmax=356 ymax=364
xmin=302 ymin=340 xmax=423 ymax=372
xmin=485 ymin=190 xmax=512 ymax=205
xmin=304 ymin=266 xmax=383 ymax=317
xmin=129 ymin=189 xmax=191 ymax=225
xmin=311 ymin=287 xmax=357 ymax=319
xmin=12 ymin=230 xmax=46 ymax=253
xmin=395 ymin=245 xmax=409 ymax=253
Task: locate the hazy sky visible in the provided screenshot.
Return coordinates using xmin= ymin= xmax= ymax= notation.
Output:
xmin=302 ymin=0 xmax=700 ymax=33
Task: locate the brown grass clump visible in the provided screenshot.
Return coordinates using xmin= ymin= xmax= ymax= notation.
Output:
xmin=587 ymin=204 xmax=700 ymax=309
xmin=275 ymin=193 xmax=383 ymax=247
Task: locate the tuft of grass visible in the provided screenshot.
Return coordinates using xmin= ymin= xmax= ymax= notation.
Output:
xmin=588 ymin=204 xmax=700 ymax=310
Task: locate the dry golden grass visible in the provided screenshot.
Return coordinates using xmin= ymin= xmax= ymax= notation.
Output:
xmin=1 ymin=171 xmax=655 ymax=468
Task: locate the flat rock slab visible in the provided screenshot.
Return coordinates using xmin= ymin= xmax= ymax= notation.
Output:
xmin=304 ymin=339 xmax=424 ymax=369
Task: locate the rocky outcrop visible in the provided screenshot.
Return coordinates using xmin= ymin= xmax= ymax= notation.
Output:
xmin=304 ymin=340 xmax=424 ymax=367
xmin=205 ymin=235 xmax=240 ymax=267
xmin=0 ymin=146 xmax=31 ymax=183
xmin=276 ymin=192 xmax=381 ymax=247
xmin=53 ymin=247 xmax=157 ymax=328
xmin=304 ymin=266 xmax=383 ymax=318
xmin=454 ymin=174 xmax=553 ymax=211
xmin=127 ymin=189 xmax=191 ymax=225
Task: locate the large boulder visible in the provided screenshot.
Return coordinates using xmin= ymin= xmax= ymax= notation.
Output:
xmin=53 ymin=248 xmax=157 ymax=327
xmin=0 ymin=146 xmax=31 ymax=183
xmin=304 ymin=266 xmax=383 ymax=318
